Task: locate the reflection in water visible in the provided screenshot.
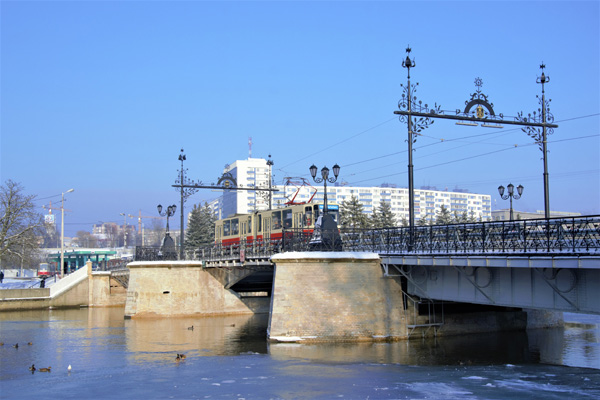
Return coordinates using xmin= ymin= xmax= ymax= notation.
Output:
xmin=0 ymin=307 xmax=598 ymax=376
xmin=269 ymin=330 xmax=536 ymax=366
xmin=124 ymin=313 xmax=269 ymax=363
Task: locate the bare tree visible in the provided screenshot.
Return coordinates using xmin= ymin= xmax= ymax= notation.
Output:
xmin=147 ymin=219 xmax=164 ymax=247
xmin=104 ymin=223 xmax=119 ymax=248
xmin=75 ymin=230 xmax=98 ymax=248
xmin=0 ymin=180 xmax=44 ymax=268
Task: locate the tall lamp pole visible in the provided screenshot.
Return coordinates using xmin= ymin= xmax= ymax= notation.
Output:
xmin=60 ymin=188 xmax=74 ymax=277
xmin=178 ymin=152 xmax=185 ymax=258
xmin=267 ymin=155 xmax=274 ymax=210
xmin=119 ymin=212 xmax=127 ymax=248
xmin=402 ymin=48 xmax=416 ymax=231
xmin=498 ymin=183 xmax=523 ymax=221
xmin=519 ymin=64 xmax=555 ymax=219
xmin=538 ymin=65 xmax=551 ymax=219
xmin=175 ymin=149 xmax=199 ymax=259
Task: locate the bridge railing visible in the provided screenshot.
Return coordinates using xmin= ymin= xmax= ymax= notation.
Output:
xmin=133 ymin=215 xmax=599 ymax=261
xmin=341 ymin=215 xmax=600 ymax=255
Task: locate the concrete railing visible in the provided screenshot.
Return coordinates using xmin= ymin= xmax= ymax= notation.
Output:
xmin=50 ymin=266 xmax=89 ymax=298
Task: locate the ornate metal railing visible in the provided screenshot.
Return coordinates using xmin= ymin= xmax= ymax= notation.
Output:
xmin=133 ymin=215 xmax=600 ymax=261
xmin=342 ymin=215 xmax=600 ymax=255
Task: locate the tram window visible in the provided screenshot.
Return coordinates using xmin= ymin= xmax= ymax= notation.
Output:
xmin=247 ymin=217 xmax=252 ymax=234
xmin=272 ymin=211 xmax=282 ymax=229
xmin=283 ymin=209 xmax=292 ymax=228
xmin=304 ymin=206 xmax=313 ymax=226
xmin=314 ymin=205 xmax=320 ymax=219
xmin=231 ymin=218 xmax=239 ymax=235
xmin=223 ymin=221 xmax=231 ymax=236
xmin=257 ymin=215 xmax=262 ymax=232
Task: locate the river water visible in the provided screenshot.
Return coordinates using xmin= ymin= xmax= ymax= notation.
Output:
xmin=0 ymin=307 xmax=598 ymax=399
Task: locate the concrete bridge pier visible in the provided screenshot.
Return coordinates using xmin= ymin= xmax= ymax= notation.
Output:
xmin=268 ymin=252 xmax=409 ymax=342
xmin=124 ymin=261 xmax=269 ymax=318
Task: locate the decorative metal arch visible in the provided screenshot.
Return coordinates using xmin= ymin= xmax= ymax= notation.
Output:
xmin=217 ymin=171 xmax=238 ymax=189
xmin=393 ymin=48 xmax=558 ymax=235
xmin=461 ymin=77 xmax=500 ymax=118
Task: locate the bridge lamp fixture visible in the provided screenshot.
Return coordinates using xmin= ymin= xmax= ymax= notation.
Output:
xmin=498 ymin=183 xmax=523 ymax=221
xmin=157 ymin=204 xmax=177 ymax=234
xmin=309 ymin=164 xmax=340 ymax=215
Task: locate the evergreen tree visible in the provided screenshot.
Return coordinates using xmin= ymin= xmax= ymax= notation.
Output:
xmin=435 ymin=205 xmax=453 ymax=225
xmin=371 ymin=200 xmax=397 ymax=228
xmin=417 ymin=216 xmax=430 ymax=226
xmin=339 ymin=195 xmax=370 ymax=229
xmin=453 ymin=210 xmax=469 ymax=224
xmin=467 ymin=210 xmax=478 ymax=223
xmin=185 ymin=202 xmax=216 ymax=250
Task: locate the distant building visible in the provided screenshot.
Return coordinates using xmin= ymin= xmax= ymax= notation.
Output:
xmin=211 ymin=157 xmax=492 ymax=223
xmin=491 ymin=209 xmax=581 ymax=221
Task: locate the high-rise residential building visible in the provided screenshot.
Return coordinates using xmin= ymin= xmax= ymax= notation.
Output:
xmin=220 ymin=158 xmax=274 ymax=218
xmin=212 ymin=157 xmax=492 ymax=223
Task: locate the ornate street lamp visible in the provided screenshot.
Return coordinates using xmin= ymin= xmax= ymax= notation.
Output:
xmin=498 ymin=183 xmax=524 ymax=221
xmin=309 ymin=164 xmax=341 ymax=251
xmin=157 ymin=204 xmax=177 ymax=259
xmin=309 ymin=163 xmax=340 ymax=214
xmin=157 ymin=204 xmax=177 ymax=234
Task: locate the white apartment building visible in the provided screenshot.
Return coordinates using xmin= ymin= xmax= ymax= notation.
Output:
xmin=218 ymin=158 xmax=273 ymax=218
xmin=212 ymin=158 xmax=492 ymax=223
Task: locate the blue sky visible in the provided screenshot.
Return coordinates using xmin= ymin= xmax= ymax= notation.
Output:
xmin=1 ymin=1 xmax=599 ymax=236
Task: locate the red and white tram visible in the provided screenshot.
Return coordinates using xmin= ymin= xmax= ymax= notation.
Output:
xmin=215 ymin=203 xmax=339 ymax=246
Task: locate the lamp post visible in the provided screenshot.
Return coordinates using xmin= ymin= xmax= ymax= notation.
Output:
xmin=60 ymin=188 xmax=74 ymax=277
xmin=178 ymin=152 xmax=185 ymax=258
xmin=157 ymin=204 xmax=177 ymax=234
xmin=309 ymin=164 xmax=341 ymax=251
xmin=538 ymin=65 xmax=551 ymax=219
xmin=498 ymin=183 xmax=523 ymax=221
xmin=175 ymin=149 xmax=199 ymax=260
xmin=157 ymin=204 xmax=177 ymax=259
xmin=119 ymin=212 xmax=127 ymax=248
xmin=309 ymin=164 xmax=340 ymax=215
xmin=266 ymin=155 xmax=274 ymax=210
xmin=402 ymin=48 xmax=416 ymax=231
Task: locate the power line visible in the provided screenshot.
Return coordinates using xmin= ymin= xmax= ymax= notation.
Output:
xmin=278 ymin=117 xmax=397 ymax=171
xmin=347 ymin=134 xmax=599 ymax=185
xmin=343 ymin=113 xmax=600 ymax=170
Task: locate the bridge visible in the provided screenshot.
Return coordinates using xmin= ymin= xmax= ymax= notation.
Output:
xmin=130 ymin=215 xmax=600 ymax=316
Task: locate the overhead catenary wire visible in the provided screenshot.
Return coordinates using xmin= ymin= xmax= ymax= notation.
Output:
xmin=346 ymin=134 xmax=599 ymax=185
xmin=278 ymin=113 xmax=599 ymax=178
